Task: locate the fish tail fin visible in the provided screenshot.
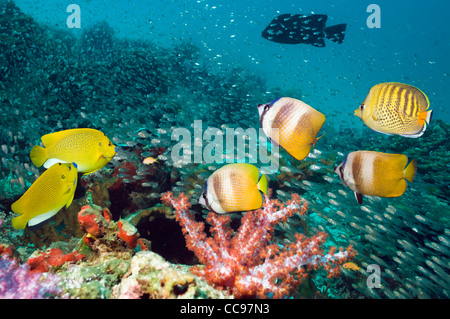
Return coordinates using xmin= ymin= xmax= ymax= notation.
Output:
xmin=324 ymin=24 xmax=346 ymax=44
xmin=404 ymin=159 xmax=417 ymax=183
xmin=257 ymin=174 xmax=268 ymax=195
xmin=30 ymin=145 xmax=48 ymax=167
xmin=11 ymin=214 xmax=28 ymax=230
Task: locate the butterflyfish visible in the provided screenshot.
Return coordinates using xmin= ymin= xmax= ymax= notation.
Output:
xmin=335 ymin=151 xmax=417 ymax=204
xmin=11 ymin=162 xmax=78 ymax=229
xmin=198 ymin=163 xmax=268 ymax=214
xmin=30 ymin=128 xmax=117 ymax=174
xmin=258 ymin=97 xmax=326 ymax=161
xmin=355 ymin=82 xmax=432 ymax=137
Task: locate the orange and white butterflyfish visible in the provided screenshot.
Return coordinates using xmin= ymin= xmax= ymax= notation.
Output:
xmin=334 ymin=151 xmax=417 ymax=204
xmin=355 ymin=82 xmax=432 ymax=138
xmin=198 ymin=163 xmax=268 ymax=214
xmin=30 ymin=128 xmax=117 ymax=175
xmin=11 ymin=162 xmax=78 ymax=229
xmin=258 ymin=97 xmax=326 ymax=161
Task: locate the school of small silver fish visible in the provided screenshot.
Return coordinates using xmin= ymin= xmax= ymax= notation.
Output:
xmin=0 ymin=1 xmax=448 ymax=300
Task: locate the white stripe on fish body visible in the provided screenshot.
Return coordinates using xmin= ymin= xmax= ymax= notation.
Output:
xmin=204 ymin=168 xmax=234 ymax=214
xmin=358 ymin=152 xmax=377 ymax=192
xmin=261 ymin=97 xmax=309 ymax=145
xmin=339 ymin=153 xmax=357 ymax=192
xmin=207 ymin=183 xmax=226 ymax=214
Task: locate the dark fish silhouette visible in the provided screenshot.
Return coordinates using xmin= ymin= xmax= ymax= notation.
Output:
xmin=262 ymin=14 xmax=346 ymax=47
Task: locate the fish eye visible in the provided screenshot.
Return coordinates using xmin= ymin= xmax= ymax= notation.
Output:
xmin=359 ymin=103 xmax=364 ymax=110
xmin=61 ymin=174 xmax=65 ymax=179
xmin=264 ymin=104 xmax=270 ymax=111
xmin=99 ymin=142 xmax=102 ymax=147
xmin=108 ymin=141 xmax=112 ymax=147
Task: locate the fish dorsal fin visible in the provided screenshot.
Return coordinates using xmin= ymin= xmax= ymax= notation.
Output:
xmin=41 ymin=130 xmax=73 ymax=148
xmin=41 ymin=132 xmax=61 ymax=148
xmin=233 ymin=163 xmax=260 ymax=183
xmin=383 ymin=154 xmax=408 ymax=172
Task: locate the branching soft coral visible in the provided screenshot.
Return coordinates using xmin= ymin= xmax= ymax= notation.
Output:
xmin=0 ymin=256 xmax=64 ymax=299
xmin=162 ymin=192 xmax=355 ymax=298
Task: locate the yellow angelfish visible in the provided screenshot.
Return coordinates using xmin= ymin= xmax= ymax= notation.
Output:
xmin=198 ymin=163 xmax=268 ymax=214
xmin=258 ymin=97 xmax=326 ymax=160
xmin=30 ymin=128 xmax=117 ymax=175
xmin=11 ymin=162 xmax=78 ymax=229
xmin=335 ymin=151 xmax=417 ymax=204
xmin=355 ymin=82 xmax=432 ymax=137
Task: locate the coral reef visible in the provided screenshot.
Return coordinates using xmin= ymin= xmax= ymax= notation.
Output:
xmin=27 ymin=248 xmax=83 ymax=273
xmin=0 ymin=0 xmax=448 ymax=300
xmin=111 ymin=251 xmax=231 ymax=299
xmin=0 ymin=255 xmax=64 ymax=299
xmin=162 ymin=192 xmax=356 ymax=298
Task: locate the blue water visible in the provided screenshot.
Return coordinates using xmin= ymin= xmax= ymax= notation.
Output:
xmin=1 ymin=0 xmax=449 ymax=299
xmin=15 ymin=0 xmax=450 ymax=123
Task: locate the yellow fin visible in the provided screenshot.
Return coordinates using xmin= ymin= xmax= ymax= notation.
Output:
xmin=11 ymin=199 xmax=29 ymax=229
xmin=83 ymin=167 xmax=101 ymax=175
xmin=385 ymin=153 xmax=408 ymax=172
xmin=404 ymin=159 xmax=417 ymax=183
xmin=40 ymin=130 xmax=70 ymax=148
xmin=288 ymin=145 xmax=313 ymax=161
xmin=257 ymin=174 xmax=268 ymax=195
xmin=11 ymin=198 xmax=25 ymax=216
xmin=30 ymin=145 xmax=48 ymax=167
xmin=11 ymin=214 xmax=28 ymax=230
xmin=371 ymin=113 xmax=379 ymax=121
xmin=65 ymin=177 xmax=78 ymax=208
xmin=233 ymin=163 xmax=260 ymax=183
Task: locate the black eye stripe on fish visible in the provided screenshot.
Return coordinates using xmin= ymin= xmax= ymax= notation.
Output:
xmin=257 ymin=101 xmax=275 ymax=130
xmin=262 ymin=13 xmax=346 ymax=47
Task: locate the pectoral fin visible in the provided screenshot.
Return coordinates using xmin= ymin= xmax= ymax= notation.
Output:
xmin=354 ymin=192 xmax=363 ymax=204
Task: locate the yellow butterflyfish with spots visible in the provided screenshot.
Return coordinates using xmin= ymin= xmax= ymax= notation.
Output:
xmin=11 ymin=162 xmax=78 ymax=229
xmin=198 ymin=163 xmax=268 ymax=214
xmin=334 ymin=151 xmax=417 ymax=204
xmin=30 ymin=128 xmax=117 ymax=175
xmin=355 ymin=82 xmax=432 ymax=137
xmin=258 ymin=97 xmax=326 ymax=161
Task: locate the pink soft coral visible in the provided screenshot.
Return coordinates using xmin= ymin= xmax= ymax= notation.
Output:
xmin=0 ymin=255 xmax=64 ymax=299
xmin=162 ymin=192 xmax=355 ymax=298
